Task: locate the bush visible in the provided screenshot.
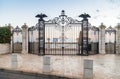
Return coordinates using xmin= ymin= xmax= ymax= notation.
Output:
xmin=0 ymin=26 xmax=12 ymax=43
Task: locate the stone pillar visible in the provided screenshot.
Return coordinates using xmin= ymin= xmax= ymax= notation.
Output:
xmin=115 ymin=24 xmax=120 ymax=54
xmin=8 ymin=24 xmax=14 ymax=53
xmin=84 ymin=59 xmax=93 ymax=79
xmin=99 ymin=23 xmax=106 ymax=54
xmin=21 ymin=23 xmax=28 ymax=54
xmin=43 ymin=56 xmax=51 ymax=73
xmin=11 ymin=54 xmax=18 ymax=69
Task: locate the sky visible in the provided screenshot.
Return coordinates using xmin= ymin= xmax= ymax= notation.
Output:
xmin=0 ymin=0 xmax=120 ymax=27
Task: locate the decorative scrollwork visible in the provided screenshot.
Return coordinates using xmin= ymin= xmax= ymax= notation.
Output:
xmin=105 ymin=26 xmax=116 ymax=34
xmin=13 ymin=26 xmax=22 ymax=32
xmin=52 ymin=10 xmax=75 ymax=32
xmin=91 ymin=26 xmax=99 ymax=34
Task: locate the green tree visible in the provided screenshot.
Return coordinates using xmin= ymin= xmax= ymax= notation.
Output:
xmin=0 ymin=26 xmax=12 ymax=43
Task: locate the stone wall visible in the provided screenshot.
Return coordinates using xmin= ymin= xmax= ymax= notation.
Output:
xmin=0 ymin=43 xmax=10 ymax=54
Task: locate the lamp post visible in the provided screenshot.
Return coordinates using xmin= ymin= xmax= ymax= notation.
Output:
xmin=79 ymin=13 xmax=91 ymax=56
xmin=36 ymin=13 xmax=47 ymax=55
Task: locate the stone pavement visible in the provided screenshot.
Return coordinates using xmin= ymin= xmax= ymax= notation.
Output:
xmin=0 ymin=54 xmax=120 ymax=79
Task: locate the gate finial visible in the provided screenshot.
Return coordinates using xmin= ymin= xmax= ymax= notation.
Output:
xmin=35 ymin=13 xmax=47 ymax=21
xmin=79 ymin=13 xmax=91 ymax=20
xmin=61 ymin=10 xmax=65 ymax=16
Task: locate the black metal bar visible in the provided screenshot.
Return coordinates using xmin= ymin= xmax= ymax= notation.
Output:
xmin=12 ymin=34 xmax=14 ymax=53
xmin=86 ymin=20 xmax=89 ymax=55
xmin=114 ymin=30 xmax=116 ymax=54
xmin=98 ymin=29 xmax=99 ymax=54
xmin=28 ymin=30 xmax=30 ymax=53
xmin=38 ymin=21 xmax=40 ymax=55
xmin=81 ymin=21 xmax=83 ymax=55
xmin=43 ymin=21 xmax=45 ymax=55
xmin=62 ymin=26 xmax=64 ymax=55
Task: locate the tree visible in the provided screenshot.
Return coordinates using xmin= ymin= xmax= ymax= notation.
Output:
xmin=0 ymin=26 xmax=12 ymax=43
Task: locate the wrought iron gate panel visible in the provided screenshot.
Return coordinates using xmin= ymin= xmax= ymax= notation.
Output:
xmin=88 ymin=26 xmax=99 ymax=54
xmin=28 ymin=26 xmax=39 ymax=54
xmin=105 ymin=43 xmax=115 ymax=54
xmin=12 ymin=26 xmax=22 ymax=53
xmin=45 ymin=25 xmax=80 ymax=55
xmin=44 ymin=10 xmax=81 ymax=55
xmin=105 ymin=26 xmax=116 ymax=54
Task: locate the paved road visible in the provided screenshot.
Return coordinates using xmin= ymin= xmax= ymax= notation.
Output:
xmin=0 ymin=77 xmax=8 ymax=79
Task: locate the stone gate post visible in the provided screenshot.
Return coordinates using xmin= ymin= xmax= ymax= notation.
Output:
xmin=99 ymin=23 xmax=106 ymax=54
xmin=8 ymin=24 xmax=14 ymax=53
xmin=21 ymin=23 xmax=28 ymax=54
xmin=115 ymin=23 xmax=120 ymax=54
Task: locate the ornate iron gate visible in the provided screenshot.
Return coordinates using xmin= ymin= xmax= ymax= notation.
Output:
xmin=28 ymin=10 xmax=81 ymax=55
xmin=28 ymin=26 xmax=38 ymax=54
xmin=105 ymin=26 xmax=116 ymax=54
xmin=28 ymin=10 xmax=99 ymax=55
xmin=89 ymin=26 xmax=99 ymax=54
xmin=45 ymin=10 xmax=81 ymax=55
xmin=12 ymin=26 xmax=22 ymax=53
